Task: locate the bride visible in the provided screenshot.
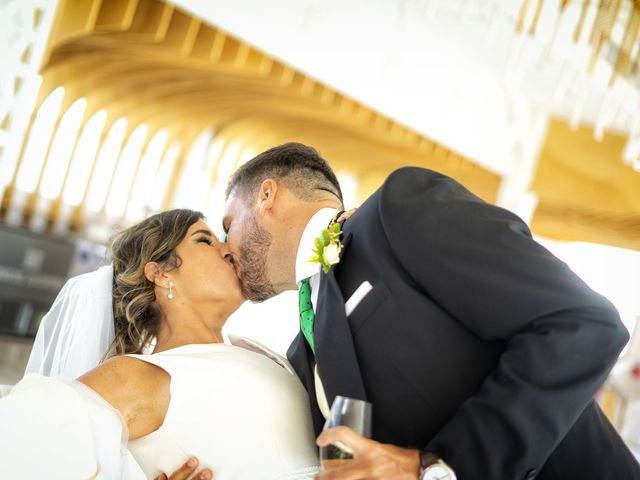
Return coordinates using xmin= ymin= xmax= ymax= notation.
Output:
xmin=0 ymin=209 xmax=320 ymax=479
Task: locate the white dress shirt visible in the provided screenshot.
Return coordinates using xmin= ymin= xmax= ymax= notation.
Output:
xmin=295 ymin=208 xmax=338 ymax=419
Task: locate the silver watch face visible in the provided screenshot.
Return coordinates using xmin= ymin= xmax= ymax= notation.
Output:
xmin=423 ymin=463 xmax=456 ymax=480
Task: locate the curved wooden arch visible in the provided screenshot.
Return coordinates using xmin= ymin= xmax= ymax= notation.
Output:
xmin=0 ymin=0 xmax=501 ymax=238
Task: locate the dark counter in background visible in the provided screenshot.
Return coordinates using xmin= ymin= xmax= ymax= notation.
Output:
xmin=0 ymin=224 xmax=107 ymax=382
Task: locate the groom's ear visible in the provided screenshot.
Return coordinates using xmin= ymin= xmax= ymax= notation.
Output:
xmin=258 ymin=179 xmax=277 ymax=214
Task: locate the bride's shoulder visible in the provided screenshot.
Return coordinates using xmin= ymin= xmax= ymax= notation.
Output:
xmin=78 ymin=355 xmax=170 ymax=438
xmin=80 ymin=354 xmax=168 ymax=387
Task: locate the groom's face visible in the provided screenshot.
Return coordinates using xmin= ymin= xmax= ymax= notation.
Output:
xmin=223 ymin=192 xmax=278 ymax=302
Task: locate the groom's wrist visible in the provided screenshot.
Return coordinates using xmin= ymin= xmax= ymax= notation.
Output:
xmin=419 ymin=450 xmax=457 ymax=480
xmin=394 ymin=446 xmax=422 ymax=478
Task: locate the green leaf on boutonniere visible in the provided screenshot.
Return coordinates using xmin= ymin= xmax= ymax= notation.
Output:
xmin=321 ymin=229 xmax=330 ymax=245
xmin=309 ymin=219 xmax=344 ymax=274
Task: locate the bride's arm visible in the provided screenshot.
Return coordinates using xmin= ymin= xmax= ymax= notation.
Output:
xmin=78 ymin=355 xmax=171 ymax=440
xmin=79 ymin=359 xmax=214 ymax=480
xmin=0 ymin=374 xmax=147 ymax=479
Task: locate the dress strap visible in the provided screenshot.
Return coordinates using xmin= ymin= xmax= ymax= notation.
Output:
xmin=228 ymin=334 xmax=296 ymax=375
xmin=124 ymin=352 xmax=174 ymax=378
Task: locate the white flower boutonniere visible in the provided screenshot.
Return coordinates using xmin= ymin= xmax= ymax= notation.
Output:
xmin=310 ymin=220 xmax=344 ymax=274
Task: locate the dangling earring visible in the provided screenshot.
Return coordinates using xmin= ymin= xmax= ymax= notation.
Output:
xmin=168 ymin=281 xmax=174 ymax=300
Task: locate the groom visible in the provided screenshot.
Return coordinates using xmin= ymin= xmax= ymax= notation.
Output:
xmin=222 ymin=142 xmax=639 ymax=480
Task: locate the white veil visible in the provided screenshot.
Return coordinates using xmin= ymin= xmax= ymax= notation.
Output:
xmin=25 ymin=265 xmax=115 ymax=379
xmin=19 ymin=265 xmax=151 ymax=478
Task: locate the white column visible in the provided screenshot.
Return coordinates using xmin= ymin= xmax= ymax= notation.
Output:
xmin=0 ymin=0 xmax=59 ymax=200
xmin=495 ymin=97 xmax=549 ymax=225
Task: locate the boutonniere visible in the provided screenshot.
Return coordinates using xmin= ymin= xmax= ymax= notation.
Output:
xmin=310 ymin=217 xmax=344 ymax=274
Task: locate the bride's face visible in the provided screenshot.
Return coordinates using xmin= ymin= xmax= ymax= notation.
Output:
xmin=166 ymin=220 xmax=244 ymax=309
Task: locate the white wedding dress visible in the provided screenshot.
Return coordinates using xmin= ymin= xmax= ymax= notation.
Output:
xmin=127 ymin=340 xmax=320 ymax=479
xmin=0 ymin=336 xmax=320 ymax=480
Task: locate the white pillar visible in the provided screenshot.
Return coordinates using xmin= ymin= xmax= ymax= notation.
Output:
xmin=0 ymin=0 xmax=59 ymax=200
xmin=496 ymin=96 xmax=549 ymax=225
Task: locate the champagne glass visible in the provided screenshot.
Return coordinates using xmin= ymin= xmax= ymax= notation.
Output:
xmin=319 ymin=396 xmax=372 ymax=471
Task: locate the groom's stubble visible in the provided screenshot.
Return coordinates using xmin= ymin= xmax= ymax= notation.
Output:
xmin=237 ymin=212 xmax=278 ymax=302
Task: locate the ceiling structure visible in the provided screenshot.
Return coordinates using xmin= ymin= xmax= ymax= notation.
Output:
xmin=533 ymin=119 xmax=640 ymax=251
xmin=0 ymin=0 xmax=499 ymax=239
xmin=171 ymin=0 xmax=640 ymax=172
xmin=169 ymin=0 xmax=640 ymax=250
xmin=0 ymin=0 xmax=638 ymax=250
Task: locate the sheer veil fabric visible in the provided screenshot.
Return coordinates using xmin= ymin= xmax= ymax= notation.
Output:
xmin=25 ymin=264 xmax=116 ymax=379
xmin=2 ymin=264 xmax=148 ymax=478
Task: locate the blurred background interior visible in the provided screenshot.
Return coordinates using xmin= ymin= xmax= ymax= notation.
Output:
xmin=0 ymin=0 xmax=639 ymax=454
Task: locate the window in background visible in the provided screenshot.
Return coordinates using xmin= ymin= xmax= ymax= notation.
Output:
xmin=125 ymin=129 xmax=168 ymax=222
xmin=0 ymin=75 xmax=43 ymax=195
xmin=187 ymin=135 xmax=227 ymax=211
xmin=148 ymin=141 xmax=181 ymax=213
xmin=86 ymin=117 xmax=128 ymax=213
xmin=62 ymin=109 xmax=107 ymax=207
xmin=15 ymin=87 xmax=64 ymax=194
xmin=40 ymin=97 xmax=86 ymax=200
xmin=105 ymin=124 xmax=148 ymax=219
xmin=205 ymin=140 xmax=241 ymax=235
xmin=172 ymin=129 xmax=214 ymax=209
xmin=214 ymin=141 xmax=242 ymax=191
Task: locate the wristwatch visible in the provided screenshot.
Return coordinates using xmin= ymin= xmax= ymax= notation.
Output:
xmin=419 ymin=451 xmax=457 ymax=480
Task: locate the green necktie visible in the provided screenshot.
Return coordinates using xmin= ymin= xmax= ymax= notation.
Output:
xmin=299 ymin=277 xmax=315 ymax=353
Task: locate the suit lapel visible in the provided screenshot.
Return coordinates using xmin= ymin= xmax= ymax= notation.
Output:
xmin=314 ymin=233 xmax=367 ymax=405
xmin=288 ymin=231 xmax=367 ymax=434
xmin=287 ymin=332 xmax=325 ymax=433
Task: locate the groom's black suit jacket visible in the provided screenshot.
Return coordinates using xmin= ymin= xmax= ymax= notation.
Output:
xmin=287 ymin=167 xmax=639 ymax=480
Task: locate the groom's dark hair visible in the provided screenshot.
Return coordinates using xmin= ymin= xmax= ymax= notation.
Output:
xmin=225 ymin=142 xmax=343 ymax=204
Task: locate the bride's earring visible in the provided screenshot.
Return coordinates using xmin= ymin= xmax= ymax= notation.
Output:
xmin=168 ymin=281 xmax=174 ymax=300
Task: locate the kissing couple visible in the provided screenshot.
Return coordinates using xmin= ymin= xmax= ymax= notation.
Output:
xmin=1 ymin=143 xmax=639 ymax=480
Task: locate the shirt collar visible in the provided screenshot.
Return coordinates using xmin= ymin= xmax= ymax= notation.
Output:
xmin=295 ymin=208 xmax=338 ymax=284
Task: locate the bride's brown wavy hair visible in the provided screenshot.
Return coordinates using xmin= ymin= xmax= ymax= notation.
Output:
xmin=107 ymin=209 xmax=204 ymax=357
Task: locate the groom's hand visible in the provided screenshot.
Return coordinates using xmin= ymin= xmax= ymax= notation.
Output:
xmin=315 ymin=427 xmax=420 ymax=480
xmin=154 ymin=456 xmax=213 ymax=480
